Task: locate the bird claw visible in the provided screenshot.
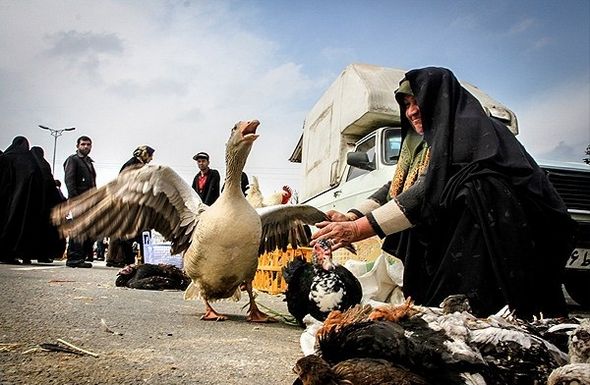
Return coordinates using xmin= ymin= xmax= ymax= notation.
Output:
xmin=200 ymin=313 xmax=227 ymax=321
xmin=200 ymin=306 xmax=228 ymax=321
xmin=246 ymin=308 xmax=277 ymax=323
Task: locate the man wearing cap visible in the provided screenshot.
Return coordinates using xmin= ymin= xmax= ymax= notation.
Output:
xmin=192 ymin=152 xmax=220 ymax=205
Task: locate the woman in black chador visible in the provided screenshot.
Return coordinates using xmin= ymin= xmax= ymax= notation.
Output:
xmin=312 ymin=67 xmax=575 ymax=318
xmin=0 ymin=137 xmax=64 ymax=264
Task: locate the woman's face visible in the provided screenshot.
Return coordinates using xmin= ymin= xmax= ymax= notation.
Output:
xmin=404 ymin=95 xmax=423 ymax=135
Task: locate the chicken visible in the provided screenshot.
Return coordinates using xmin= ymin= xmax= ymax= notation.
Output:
xmin=52 ymin=119 xmax=330 ymax=322
xmin=115 ymin=263 xmax=190 ymax=291
xmin=547 ymin=320 xmax=590 ymax=385
xmin=283 ymin=239 xmax=362 ymax=327
xmin=313 ymin=300 xmax=569 ymax=385
xmin=246 ymin=175 xmax=292 ymax=208
xmin=547 ymin=363 xmax=590 ymax=385
xmin=293 ymin=354 xmax=430 ymax=385
xmin=568 ymin=319 xmax=590 ymax=364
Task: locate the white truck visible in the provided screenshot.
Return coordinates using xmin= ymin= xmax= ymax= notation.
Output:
xmin=290 ymin=63 xmax=590 ymax=306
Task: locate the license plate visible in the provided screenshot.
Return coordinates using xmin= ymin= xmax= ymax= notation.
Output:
xmin=566 ymin=248 xmax=590 ymax=270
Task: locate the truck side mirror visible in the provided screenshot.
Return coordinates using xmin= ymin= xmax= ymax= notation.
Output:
xmin=347 ymin=152 xmax=375 ymax=171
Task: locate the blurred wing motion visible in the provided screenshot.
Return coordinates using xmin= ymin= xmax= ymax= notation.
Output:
xmin=51 ymin=165 xmax=206 ymax=255
xmin=257 ymin=204 xmax=326 ymax=254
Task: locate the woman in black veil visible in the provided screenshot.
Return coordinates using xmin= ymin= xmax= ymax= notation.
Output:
xmin=313 ymin=68 xmax=575 ymax=318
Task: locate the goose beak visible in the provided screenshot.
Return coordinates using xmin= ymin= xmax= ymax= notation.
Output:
xmin=238 ymin=119 xmax=260 ymax=142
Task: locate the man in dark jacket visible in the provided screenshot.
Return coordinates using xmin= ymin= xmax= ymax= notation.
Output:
xmin=191 ymin=152 xmax=220 ymax=205
xmin=63 ymin=136 xmax=96 ymax=268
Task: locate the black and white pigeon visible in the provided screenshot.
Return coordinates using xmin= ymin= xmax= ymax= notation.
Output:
xmin=283 ymin=239 xmax=362 ymax=327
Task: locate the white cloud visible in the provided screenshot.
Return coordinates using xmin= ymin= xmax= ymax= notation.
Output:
xmin=0 ymin=1 xmax=316 ymax=196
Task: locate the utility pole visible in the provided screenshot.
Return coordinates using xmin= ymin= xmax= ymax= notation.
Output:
xmin=38 ymin=125 xmax=76 ymax=174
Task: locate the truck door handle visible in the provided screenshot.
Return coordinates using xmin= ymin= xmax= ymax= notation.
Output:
xmin=333 ymin=190 xmax=342 ymax=198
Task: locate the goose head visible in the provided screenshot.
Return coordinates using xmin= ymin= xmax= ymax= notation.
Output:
xmin=312 ymin=239 xmax=335 ymax=271
xmin=225 ymin=119 xmax=260 ymax=186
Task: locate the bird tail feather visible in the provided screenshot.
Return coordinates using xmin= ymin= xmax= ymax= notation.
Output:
xmin=183 ymin=281 xmax=201 ymax=300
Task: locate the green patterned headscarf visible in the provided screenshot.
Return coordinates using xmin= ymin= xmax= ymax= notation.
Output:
xmin=387 ymin=128 xmax=430 ymax=200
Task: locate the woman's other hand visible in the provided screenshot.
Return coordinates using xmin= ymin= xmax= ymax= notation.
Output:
xmin=325 ymin=210 xmax=349 ymax=222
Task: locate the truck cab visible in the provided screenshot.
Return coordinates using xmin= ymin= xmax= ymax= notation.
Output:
xmin=305 ymin=126 xmax=401 ymax=213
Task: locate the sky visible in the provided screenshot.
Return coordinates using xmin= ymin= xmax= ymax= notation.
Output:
xmin=1 ymin=0 xmax=589 ymax=197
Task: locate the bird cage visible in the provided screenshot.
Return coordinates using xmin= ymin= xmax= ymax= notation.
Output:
xmin=253 ymin=246 xmax=313 ymax=295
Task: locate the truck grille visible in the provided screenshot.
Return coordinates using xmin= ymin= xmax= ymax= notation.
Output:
xmin=543 ymin=167 xmax=590 ymax=212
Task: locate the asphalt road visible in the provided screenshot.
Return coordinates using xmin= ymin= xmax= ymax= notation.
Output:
xmin=1 ymin=260 xmax=588 ymax=385
xmin=0 ymin=260 xmax=302 ymax=385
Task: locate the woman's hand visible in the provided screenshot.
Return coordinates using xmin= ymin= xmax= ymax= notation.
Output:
xmin=311 ymin=216 xmax=375 ymax=251
xmin=325 ymin=210 xmax=359 ymax=222
xmin=325 ymin=210 xmax=349 ymax=222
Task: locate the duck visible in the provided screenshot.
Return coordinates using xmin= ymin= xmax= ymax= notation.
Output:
xmin=52 ymin=119 xmax=329 ymax=322
xmin=292 ymin=354 xmax=430 ymax=385
xmin=313 ymin=299 xmax=570 ymax=385
xmin=283 ymin=239 xmax=362 ymax=327
xmin=115 ymin=263 xmax=190 ymax=291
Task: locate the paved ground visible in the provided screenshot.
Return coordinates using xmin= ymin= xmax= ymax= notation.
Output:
xmin=0 ymin=260 xmax=302 ymax=385
xmin=1 ymin=259 xmax=588 ymax=385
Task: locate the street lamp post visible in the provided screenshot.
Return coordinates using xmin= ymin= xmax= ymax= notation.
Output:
xmin=38 ymin=125 xmax=76 ymax=174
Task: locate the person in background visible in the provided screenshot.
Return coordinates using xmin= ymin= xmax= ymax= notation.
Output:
xmin=30 ymin=146 xmax=66 ymax=263
xmin=55 ymin=179 xmax=66 ymax=202
xmin=106 ymin=145 xmax=155 ymax=268
xmin=239 ymin=172 xmax=249 ymax=196
xmin=312 ymin=67 xmax=575 ymax=319
xmin=222 ymin=171 xmax=249 ymax=196
xmin=191 ymin=152 xmax=220 ymax=205
xmin=0 ymin=138 xmax=64 ymax=264
xmin=63 ymin=135 xmax=96 ymax=268
xmin=95 ymin=238 xmax=106 ymax=262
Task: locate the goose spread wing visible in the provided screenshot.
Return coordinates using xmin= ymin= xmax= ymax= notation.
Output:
xmin=52 ymin=165 xmax=206 ymax=255
xmin=257 ymin=204 xmax=327 ymax=254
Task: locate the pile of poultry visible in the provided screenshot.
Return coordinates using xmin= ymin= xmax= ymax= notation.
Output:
xmin=115 ymin=263 xmax=190 ymax=291
xmin=293 ymin=298 xmax=590 ymax=385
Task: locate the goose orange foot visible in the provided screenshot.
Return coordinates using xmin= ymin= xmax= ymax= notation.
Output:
xmin=246 ymin=306 xmax=277 ymax=323
xmin=201 ymin=301 xmax=227 ymax=321
xmin=244 ymin=281 xmax=276 ymax=323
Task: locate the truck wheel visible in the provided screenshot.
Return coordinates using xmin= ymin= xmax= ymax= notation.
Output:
xmin=563 ymin=269 xmax=590 ymax=307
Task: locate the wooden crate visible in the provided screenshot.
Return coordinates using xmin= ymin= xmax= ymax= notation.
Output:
xmin=253 ymin=246 xmax=313 ymax=295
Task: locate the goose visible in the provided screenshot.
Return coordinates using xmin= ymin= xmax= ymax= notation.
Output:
xmin=52 ymin=119 xmax=328 ymax=322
